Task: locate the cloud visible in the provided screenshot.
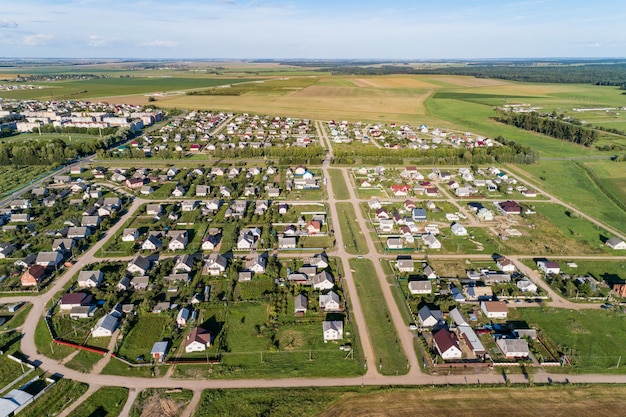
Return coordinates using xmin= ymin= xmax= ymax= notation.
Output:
xmin=87 ymin=35 xmax=117 ymax=47
xmin=0 ymin=19 xmax=18 ymax=28
xmin=141 ymin=40 xmax=178 ymax=47
xmin=216 ymin=0 xmax=236 ymax=4
xmin=22 ymin=34 xmax=53 ymax=46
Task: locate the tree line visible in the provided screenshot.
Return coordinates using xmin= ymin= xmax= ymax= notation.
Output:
xmin=494 ymin=112 xmax=598 ymax=146
xmin=333 ymin=139 xmax=538 ymax=165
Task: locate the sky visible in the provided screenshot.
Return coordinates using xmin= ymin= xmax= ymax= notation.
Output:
xmin=0 ymin=0 xmax=624 ymax=59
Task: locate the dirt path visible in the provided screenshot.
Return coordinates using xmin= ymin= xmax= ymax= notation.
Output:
xmin=57 ymin=384 xmax=100 ymax=417
xmin=91 ymin=330 xmax=120 ymax=374
xmin=118 ymin=387 xmax=140 ymax=417
xmin=180 ymin=389 xmax=202 ymax=417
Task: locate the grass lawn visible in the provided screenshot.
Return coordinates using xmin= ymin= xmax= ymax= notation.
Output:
xmin=558 ymin=260 xmax=626 ymax=284
xmin=356 ymin=187 xmax=386 ymax=199
xmin=328 ymin=168 xmax=350 ymax=200
xmin=34 ymin=318 xmax=74 ymax=361
xmin=514 ymin=162 xmax=626 ymax=235
xmin=117 ymin=315 xmax=171 ymax=362
xmin=336 ymin=203 xmax=368 ymax=255
xmin=510 ymin=307 xmax=626 ymax=373
xmin=64 ymin=349 xmax=104 ymax=373
xmin=100 ymin=358 xmax=157 ymax=377
xmin=18 ymin=379 xmax=89 ymax=417
xmin=67 ymin=386 xmax=128 ymax=417
xmin=130 ymin=388 xmax=193 ymax=417
xmin=350 ymin=258 xmax=408 ymax=375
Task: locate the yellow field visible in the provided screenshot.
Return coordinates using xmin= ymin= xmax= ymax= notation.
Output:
xmin=319 ymin=386 xmax=626 ymax=417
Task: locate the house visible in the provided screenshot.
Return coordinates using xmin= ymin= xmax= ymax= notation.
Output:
xmin=396 ymin=258 xmax=414 ymax=272
xmin=499 ymin=200 xmax=522 ymax=215
xmin=201 ymin=234 xmax=220 ymax=251
xmin=238 ymin=271 xmax=252 ymax=282
xmin=423 ymin=264 xmax=437 ymax=279
xmin=311 ymin=270 xmax=335 ymax=290
xmin=181 ymin=200 xmax=197 ymax=212
xmin=67 ymin=226 xmax=90 ymax=239
xmin=278 ymin=236 xmax=297 ymax=249
xmin=122 ymin=228 xmax=139 ymax=242
xmin=309 ymin=253 xmax=329 ymax=269
xmin=497 ymin=338 xmax=529 ymax=358
xmin=177 ymin=307 xmax=190 ymax=327
xmin=60 ymin=293 xmax=93 ymax=310
xmin=417 ymin=305 xmax=444 ymax=328
xmin=408 ymin=280 xmax=432 ymax=295
xmin=146 ymin=204 xmax=162 ymax=216
xmin=219 ymin=186 xmax=231 ymax=197
xmin=35 ymin=251 xmax=63 ymax=268
xmin=322 ymin=320 xmax=343 ymax=342
xmin=116 ymin=276 xmax=132 ymax=291
xmin=70 ymin=305 xmax=97 ymax=319
xmin=127 ymin=256 xmax=151 ymax=275
xmin=606 ymin=237 xmax=626 ymax=250
xmin=480 ymin=272 xmax=511 ymax=285
xmin=480 ymin=301 xmax=508 ymax=319
xmin=433 ymin=328 xmax=462 ymax=360
xmin=421 ymin=234 xmax=441 ymax=249
xmin=0 ymin=243 xmax=16 ymax=259
xmin=247 ymin=255 xmax=267 ymax=274
xmin=196 ymin=185 xmax=210 ymax=197
xmin=172 ymin=185 xmax=186 ymax=197
xmin=319 ymin=290 xmax=341 ymax=311
xmin=379 ymin=218 xmax=394 ymax=232
xmin=151 ymin=341 xmax=169 ymax=362
xmin=76 ymin=270 xmax=103 ymax=288
xmin=164 ymin=273 xmax=190 ymax=284
xmin=140 ymin=186 xmax=154 ymax=195
xmin=537 ymin=260 xmax=560 ymax=275
xmin=237 ymin=234 xmax=256 ymax=250
xmin=21 ymin=265 xmax=46 ymax=287
xmin=126 ymin=178 xmax=145 ymax=189
xmin=412 ymin=208 xmax=427 ymax=222
xmin=9 ymin=213 xmax=30 ymax=223
xmin=174 ymin=254 xmax=194 ymax=273
xmin=205 ymin=253 xmax=227 ymax=276
xmin=496 ymin=256 xmax=516 ymax=272
xmin=81 ymin=215 xmax=100 ymax=228
xmin=91 ymin=314 xmax=119 ymax=337
xmin=185 ymin=327 xmax=211 ymax=352
xmin=458 ymin=325 xmax=486 ymax=356
xmin=294 ymin=294 xmax=308 ymax=315
xmin=517 ymin=279 xmax=538 ymax=293
xmin=9 ymin=199 xmax=30 ymax=210
xmin=130 ymin=276 xmax=150 ymax=291
xmin=168 ymin=230 xmax=188 ymax=251
xmin=152 ymin=301 xmax=171 ymax=313
xmin=391 ymin=185 xmax=410 ymax=198
xmin=450 ymin=223 xmax=467 ymax=236
xmin=386 ymin=238 xmax=403 ymax=249
xmin=142 ymin=234 xmax=162 ymax=251
xmin=306 ymin=220 xmax=322 ymax=235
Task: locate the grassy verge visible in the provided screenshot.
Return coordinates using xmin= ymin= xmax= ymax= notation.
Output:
xmin=34 ymin=318 xmax=74 ymax=361
xmin=328 ymin=168 xmax=350 ymax=200
xmin=65 ymin=350 xmax=104 ymax=373
xmin=350 ymin=258 xmax=408 ymax=375
xmin=68 ymin=386 xmax=128 ymax=417
xmin=336 ymin=203 xmax=367 ymax=255
xmin=19 ymin=379 xmax=88 ymax=417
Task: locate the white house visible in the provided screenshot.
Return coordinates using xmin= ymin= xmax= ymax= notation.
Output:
xmin=319 ymin=291 xmax=341 ymax=311
xmin=408 ymin=280 xmax=432 ymax=295
xmin=311 ymin=270 xmax=335 ymax=290
xmin=433 ymin=328 xmax=462 ymax=360
xmin=537 ymin=260 xmax=560 ymax=275
xmin=450 ymin=223 xmax=467 ymax=236
xmin=496 ymin=257 xmax=516 ymax=273
xmin=606 ymin=237 xmax=626 ymax=250
xmin=517 ymin=279 xmax=538 ymax=293
xmin=91 ymin=314 xmax=119 ymax=337
xmin=422 ymin=234 xmax=441 ymax=249
xmin=185 ymin=327 xmax=211 ymax=352
xmin=77 ymin=270 xmax=103 ymax=288
xmin=481 ymin=301 xmax=508 ymax=319
xmin=122 ymin=228 xmax=139 ymax=242
xmin=322 ymin=320 xmax=343 ymax=342
xmin=497 ymin=338 xmax=529 ymax=358
xmin=417 ymin=305 xmax=443 ymax=328
xmin=176 ymin=307 xmax=190 ymax=327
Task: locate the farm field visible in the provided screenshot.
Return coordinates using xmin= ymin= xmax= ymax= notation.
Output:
xmin=350 ymin=258 xmax=408 ymax=375
xmin=319 ymin=385 xmax=626 ymax=417
xmin=0 ymin=77 xmax=255 ymax=101
xmin=583 ymin=160 xmax=626 ymax=205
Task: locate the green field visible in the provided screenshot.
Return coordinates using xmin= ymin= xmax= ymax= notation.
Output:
xmin=18 ymin=379 xmax=89 ymax=417
xmin=510 ymin=308 xmax=626 ymax=373
xmin=0 ymin=77 xmax=255 ymax=100
xmin=350 ymin=258 xmax=408 ymax=375
xmin=68 ymin=386 xmax=128 ymax=417
xmin=514 ymin=162 xmax=626 ymax=235
xmin=0 ymin=166 xmax=54 ymax=197
xmin=328 ymin=169 xmax=350 ymax=200
xmin=336 ymin=203 xmax=368 ymax=255
xmin=117 ymin=315 xmax=171 ymax=361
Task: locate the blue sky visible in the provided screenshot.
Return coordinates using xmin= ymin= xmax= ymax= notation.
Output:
xmin=0 ymin=0 xmax=624 ymax=59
